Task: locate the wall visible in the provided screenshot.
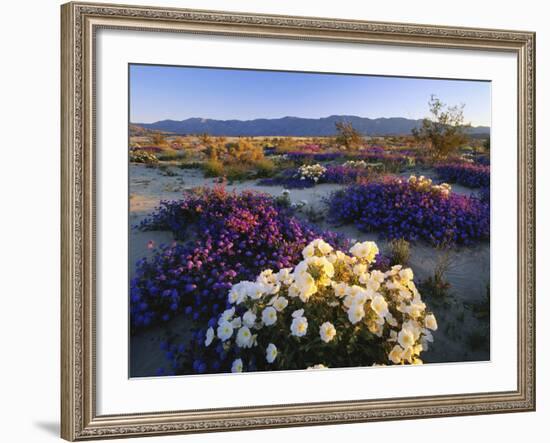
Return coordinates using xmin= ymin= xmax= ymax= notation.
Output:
xmin=0 ymin=0 xmax=546 ymax=441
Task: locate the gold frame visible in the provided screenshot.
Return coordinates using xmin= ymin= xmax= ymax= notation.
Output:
xmin=61 ymin=1 xmax=536 ymax=440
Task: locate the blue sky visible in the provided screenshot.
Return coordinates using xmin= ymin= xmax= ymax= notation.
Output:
xmin=130 ymin=64 xmax=491 ymax=127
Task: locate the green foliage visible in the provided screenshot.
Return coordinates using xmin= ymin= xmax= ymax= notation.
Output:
xmin=129 ymin=150 xmax=158 ymax=164
xmin=150 ymin=132 xmax=168 ymax=146
xmin=203 ymin=159 xmax=225 ymax=177
xmin=254 ymin=158 xmax=277 ymax=178
xmin=334 ymin=121 xmax=364 ymax=150
xmin=412 ymin=95 xmax=470 ymax=159
xmin=389 ymin=238 xmax=411 ymax=266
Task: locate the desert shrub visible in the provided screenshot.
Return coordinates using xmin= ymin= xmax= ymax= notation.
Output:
xmin=224 ymin=163 xmax=252 ymax=182
xmin=156 ymin=149 xmax=186 ymax=162
xmin=129 ymin=150 xmax=158 ymax=164
xmin=389 ymin=238 xmax=411 ymax=266
xmin=203 ymin=159 xmax=225 ymax=177
xmin=164 ymin=239 xmax=437 ymax=374
xmin=258 ymin=164 xmax=371 ymax=188
xmin=419 ymin=246 xmax=453 ymax=299
xmin=434 ymin=162 xmax=490 ymax=188
xmin=253 ymin=158 xmax=277 ymax=178
xmin=327 ymin=175 xmax=489 ymax=246
xmin=131 ymin=187 xmax=348 ymax=330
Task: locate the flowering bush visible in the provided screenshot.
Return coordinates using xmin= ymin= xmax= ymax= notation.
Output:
xmin=343 ymin=160 xmax=368 ymax=169
xmin=131 ymin=187 xmax=346 ymax=329
xmin=298 ymin=163 xmax=327 ymax=182
xmin=328 ymin=176 xmax=489 ymax=246
xmin=259 ymin=165 xmax=371 ymax=188
xmin=166 ymin=239 xmax=437 ymax=374
xmin=434 ymin=162 xmax=490 ymax=188
xmin=129 ymin=149 xmax=159 ymax=164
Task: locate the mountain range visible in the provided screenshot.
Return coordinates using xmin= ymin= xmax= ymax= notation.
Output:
xmin=132 ymin=115 xmax=490 ymax=137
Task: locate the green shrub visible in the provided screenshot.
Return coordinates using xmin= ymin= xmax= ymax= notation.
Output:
xmin=254 ymin=158 xmax=277 ymax=178
xmin=389 ymin=238 xmax=410 ymax=266
xmin=129 ymin=150 xmax=158 ymax=164
xmin=203 ymin=159 xmax=225 ymax=177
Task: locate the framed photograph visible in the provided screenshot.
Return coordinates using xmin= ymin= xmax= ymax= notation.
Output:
xmin=61 ymin=1 xmax=536 ymax=440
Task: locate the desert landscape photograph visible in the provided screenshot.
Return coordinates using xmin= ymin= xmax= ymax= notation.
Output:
xmin=128 ymin=64 xmax=491 ymax=377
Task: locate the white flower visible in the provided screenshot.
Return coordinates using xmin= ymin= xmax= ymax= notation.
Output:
xmin=276 ymin=268 xmax=294 ymax=285
xmin=302 ymin=243 xmax=315 ymax=259
xmin=217 ymin=321 xmax=234 ymax=342
xmin=347 ymin=302 xmax=365 ymax=324
xmin=236 ymin=326 xmax=254 ymax=348
xmin=320 ymin=322 xmax=336 ymax=343
xmin=399 ymin=268 xmax=414 ymax=281
xmin=248 ymin=282 xmax=268 ymax=300
xmin=231 ymin=358 xmax=243 ymax=373
xmin=424 ymin=313 xmax=438 ymax=331
xmin=273 ymin=296 xmax=289 ymax=312
xmin=297 ymin=273 xmax=317 ymax=302
xmin=332 ymin=282 xmax=348 ymax=298
xmin=218 ymin=307 xmax=235 ymax=324
xmin=261 ymin=306 xmax=277 ymax=326
xmin=316 ymin=239 xmax=333 ymax=255
xmin=389 ymin=345 xmax=404 ymax=364
xmin=398 ymin=327 xmax=416 ymax=349
xmin=257 ymin=269 xmax=276 ymax=285
xmin=228 ymin=283 xmax=247 ymax=305
xmin=231 ymin=316 xmax=242 ymax=329
xmin=288 ymin=284 xmax=300 ymax=298
xmin=349 ymin=241 xmax=379 ymax=262
xmin=290 ymin=316 xmax=308 ymax=337
xmin=266 ymin=343 xmax=277 ymax=363
xmin=204 ymin=327 xmax=214 ymax=347
xmin=371 ymin=294 xmax=389 ymax=318
xmin=292 ymin=309 xmax=304 ymax=318
xmin=242 ymin=310 xmax=256 ymax=328
xmin=307 ymin=364 xmax=327 ymax=370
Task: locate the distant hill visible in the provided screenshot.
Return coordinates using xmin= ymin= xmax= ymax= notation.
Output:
xmin=131 ymin=115 xmax=490 ymax=137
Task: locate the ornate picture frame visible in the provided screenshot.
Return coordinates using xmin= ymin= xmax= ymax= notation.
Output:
xmin=61 ymin=1 xmax=535 ymax=440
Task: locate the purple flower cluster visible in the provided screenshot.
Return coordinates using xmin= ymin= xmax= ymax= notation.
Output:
xmin=435 ymin=162 xmax=490 ymax=188
xmin=474 ymin=155 xmax=490 ymax=166
xmin=131 ymin=186 xmax=345 ymax=329
xmin=327 ymin=180 xmax=490 ymax=246
xmin=285 ymin=152 xmax=342 ymax=162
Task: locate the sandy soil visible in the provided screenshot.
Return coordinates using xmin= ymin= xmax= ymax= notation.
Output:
xmin=129 ymin=163 xmax=490 ymax=376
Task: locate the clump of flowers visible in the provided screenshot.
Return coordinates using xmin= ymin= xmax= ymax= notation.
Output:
xmin=298 ymin=164 xmax=327 ymax=183
xmin=169 ymin=239 xmax=437 ymax=374
xmin=129 ymin=149 xmax=159 ymax=164
xmin=328 ymin=177 xmax=489 ymax=246
xmin=131 ymin=186 xmax=346 ymax=329
xmin=408 ymin=175 xmax=452 ymax=197
xmin=343 ymin=160 xmax=368 ymax=169
xmin=434 ymin=162 xmax=490 ymax=188
xmin=258 ymin=165 xmax=370 ymax=188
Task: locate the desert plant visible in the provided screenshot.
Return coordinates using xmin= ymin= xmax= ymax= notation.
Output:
xmin=129 ymin=149 xmax=158 ymax=164
xmin=165 ymin=239 xmax=437 ymax=374
xmin=412 ymin=95 xmax=470 ymax=159
xmin=389 ymin=238 xmax=411 ymax=266
xmin=203 ymin=159 xmax=225 ymax=177
xmin=334 ymin=121 xmax=364 ymax=150
xmin=151 ymin=132 xmax=168 ymax=146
